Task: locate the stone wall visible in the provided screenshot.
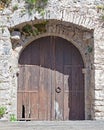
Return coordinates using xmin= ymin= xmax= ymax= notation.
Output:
xmin=0 ymin=0 xmax=104 ymax=120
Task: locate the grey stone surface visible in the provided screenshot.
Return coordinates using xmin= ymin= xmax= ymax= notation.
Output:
xmin=0 ymin=0 xmax=104 ymax=120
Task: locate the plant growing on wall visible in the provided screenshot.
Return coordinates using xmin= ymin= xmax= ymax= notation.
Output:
xmin=25 ymin=0 xmax=48 ymax=15
xmin=10 ymin=114 xmax=17 ymax=122
xmin=87 ymin=45 xmax=93 ymax=53
xmin=0 ymin=0 xmax=48 ymax=13
xmin=0 ymin=106 xmax=7 ymax=119
xmin=22 ymin=24 xmax=40 ymax=36
xmin=97 ymin=4 xmax=104 ymax=21
xmin=33 ymin=21 xmax=48 ymax=33
xmin=0 ymin=0 xmax=48 ymax=17
xmin=22 ymin=24 xmax=34 ymax=36
xmin=12 ymin=4 xmax=18 ymax=11
xmin=25 ymin=0 xmax=48 ymax=7
xmin=21 ymin=21 xmax=48 ymax=36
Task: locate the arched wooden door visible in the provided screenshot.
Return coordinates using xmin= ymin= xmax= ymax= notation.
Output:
xmin=18 ymin=36 xmax=85 ymax=121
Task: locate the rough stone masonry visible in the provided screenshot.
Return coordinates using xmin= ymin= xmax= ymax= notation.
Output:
xmin=0 ymin=0 xmax=104 ymax=120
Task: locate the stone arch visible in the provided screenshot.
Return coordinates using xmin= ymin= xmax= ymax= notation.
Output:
xmin=10 ymin=19 xmax=94 ymax=120
xmin=10 ymin=19 xmax=94 ymax=65
xmin=9 ymin=10 xmax=95 ymax=30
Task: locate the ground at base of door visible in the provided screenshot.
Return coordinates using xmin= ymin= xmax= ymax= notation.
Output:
xmin=0 ymin=121 xmax=104 ymax=130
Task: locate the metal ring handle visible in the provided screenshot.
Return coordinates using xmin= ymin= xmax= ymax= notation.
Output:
xmin=55 ymin=87 xmax=61 ymax=93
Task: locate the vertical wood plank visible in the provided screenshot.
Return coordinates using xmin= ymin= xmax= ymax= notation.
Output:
xmin=39 ymin=37 xmax=49 ymax=120
xmin=29 ymin=42 xmax=40 ymax=120
xmin=79 ymin=66 xmax=85 ymax=119
xmin=63 ymin=66 xmax=71 ymax=120
xmin=51 ymin=36 xmax=56 ymax=120
xmin=30 ymin=92 xmax=38 ymax=120
xmin=17 ymin=93 xmax=22 ymax=119
xmin=55 ymin=37 xmax=64 ymax=120
xmin=17 ymin=66 xmax=25 ymax=120
xmin=63 ymin=42 xmax=72 ymax=120
xmin=25 ymin=92 xmax=29 ymax=119
xmin=18 ymin=66 xmax=24 ymax=91
xmin=29 ymin=66 xmax=39 ymax=120
xmin=44 ymin=37 xmax=52 ymax=120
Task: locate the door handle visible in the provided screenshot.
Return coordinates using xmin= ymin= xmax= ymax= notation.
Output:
xmin=55 ymin=87 xmax=61 ymax=93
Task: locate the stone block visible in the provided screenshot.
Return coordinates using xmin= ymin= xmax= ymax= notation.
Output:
xmin=95 ymin=90 xmax=104 ymax=100
xmin=94 ymin=106 xmax=104 ymax=112
xmin=0 ymin=82 xmax=9 ymax=90
xmin=95 ymin=100 xmax=104 ymax=106
xmin=83 ymin=32 xmax=92 ymax=40
xmin=0 ymin=27 xmax=10 ymax=38
xmin=95 ymin=70 xmax=104 ymax=85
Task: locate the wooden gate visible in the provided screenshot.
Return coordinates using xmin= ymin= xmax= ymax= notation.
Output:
xmin=17 ymin=36 xmax=85 ymax=120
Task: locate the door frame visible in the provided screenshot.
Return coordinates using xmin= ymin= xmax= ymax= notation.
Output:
xmin=16 ymin=33 xmax=92 ymax=120
xmin=18 ymin=36 xmax=85 ymax=120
